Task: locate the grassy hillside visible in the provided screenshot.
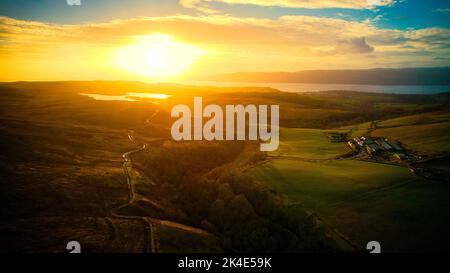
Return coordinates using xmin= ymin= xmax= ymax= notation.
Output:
xmin=1 ymin=81 xmax=449 ymax=252
xmin=269 ymin=127 xmax=350 ymax=159
xmin=367 ymin=110 xmax=450 ymax=156
xmin=0 ymin=82 xmax=363 ymax=253
xmin=249 ymin=110 xmax=450 ymax=251
xmin=249 ymin=157 xmax=450 ymax=251
xmin=376 ymin=110 xmax=450 ymax=127
xmin=249 ymin=159 xmax=417 ymax=211
xmin=323 ymin=180 xmax=450 ymax=252
xmin=371 ymin=122 xmax=450 ymax=156
xmin=338 ymin=121 xmax=373 ymax=137
xmin=0 ymin=85 xmax=223 ymax=253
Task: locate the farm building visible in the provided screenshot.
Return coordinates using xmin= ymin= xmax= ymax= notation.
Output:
xmin=365 ymin=143 xmax=380 ymax=155
xmin=376 ymin=139 xmax=393 ymax=151
xmin=387 ymin=140 xmax=403 ymax=151
xmin=347 ymin=140 xmax=359 ymax=150
xmin=393 ymin=153 xmax=409 ymax=160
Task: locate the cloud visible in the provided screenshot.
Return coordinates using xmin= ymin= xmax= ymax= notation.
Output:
xmin=180 ymin=0 xmax=396 ymax=10
xmin=0 ymin=16 xmax=74 ymax=42
xmin=335 ymin=37 xmax=374 ymax=54
xmin=0 ymin=13 xmax=448 ymax=80
xmin=178 ymin=0 xmax=220 ymax=13
xmin=0 ymin=14 xmax=447 ymax=54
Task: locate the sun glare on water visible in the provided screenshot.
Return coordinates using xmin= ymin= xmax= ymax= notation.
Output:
xmin=116 ymin=34 xmax=204 ymax=78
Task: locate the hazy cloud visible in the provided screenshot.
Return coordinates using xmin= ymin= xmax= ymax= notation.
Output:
xmin=335 ymin=37 xmax=374 ymax=54
xmin=0 ymin=14 xmax=447 ymax=54
xmin=0 ymin=13 xmax=448 ymax=79
xmin=180 ymin=0 xmax=396 ymax=10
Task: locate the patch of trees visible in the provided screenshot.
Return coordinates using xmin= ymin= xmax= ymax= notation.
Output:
xmin=135 ymin=141 xmax=342 ymax=252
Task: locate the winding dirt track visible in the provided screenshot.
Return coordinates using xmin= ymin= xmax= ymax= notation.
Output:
xmin=109 ymin=111 xmax=161 ymax=253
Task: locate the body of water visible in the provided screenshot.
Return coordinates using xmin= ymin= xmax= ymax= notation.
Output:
xmin=183 ymin=81 xmax=450 ymax=95
xmin=80 ymin=92 xmax=170 ymax=102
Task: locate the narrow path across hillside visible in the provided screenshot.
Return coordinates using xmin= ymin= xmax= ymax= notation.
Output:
xmin=109 ymin=111 xmax=161 ymax=253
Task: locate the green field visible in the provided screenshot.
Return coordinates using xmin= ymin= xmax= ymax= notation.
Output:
xmin=377 ymin=110 xmax=450 ymax=128
xmin=249 ymin=158 xmax=450 ymax=251
xmin=371 ymin=110 xmax=450 ymax=156
xmin=249 ymin=111 xmax=450 ymax=251
xmin=250 ymin=159 xmax=417 ymax=211
xmin=340 ymin=110 xmax=450 ymax=156
xmin=269 ymin=127 xmax=350 ymax=159
xmin=323 ymin=180 xmax=450 ymax=252
xmin=338 ymin=121 xmax=373 ymax=138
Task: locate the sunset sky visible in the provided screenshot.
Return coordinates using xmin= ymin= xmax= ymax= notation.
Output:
xmin=0 ymin=0 xmax=449 ymax=81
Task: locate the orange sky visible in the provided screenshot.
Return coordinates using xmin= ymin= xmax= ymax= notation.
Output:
xmin=0 ymin=1 xmax=449 ymax=81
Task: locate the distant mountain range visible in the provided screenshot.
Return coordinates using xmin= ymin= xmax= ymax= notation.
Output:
xmin=209 ymin=67 xmax=450 ymax=85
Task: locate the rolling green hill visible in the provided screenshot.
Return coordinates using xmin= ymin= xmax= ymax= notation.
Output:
xmin=369 ymin=111 xmax=450 ymax=156
xmin=249 ymin=110 xmax=450 ymax=251
xmin=269 ymin=127 xmax=350 ymax=159
xmin=1 ymin=82 xmax=449 ymax=252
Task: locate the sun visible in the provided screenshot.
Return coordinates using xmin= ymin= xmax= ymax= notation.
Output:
xmin=116 ymin=34 xmax=204 ymax=78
